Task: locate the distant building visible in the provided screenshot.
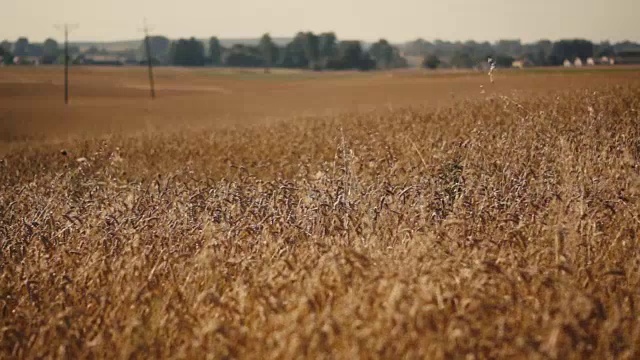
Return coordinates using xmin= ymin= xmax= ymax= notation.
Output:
xmin=511 ymin=57 xmax=533 ymax=69
xmin=13 ymin=56 xmax=41 ymax=65
xmin=81 ymin=55 xmax=125 ymax=66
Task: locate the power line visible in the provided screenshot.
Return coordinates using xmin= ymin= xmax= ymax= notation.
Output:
xmin=54 ymin=24 xmax=79 ymax=105
xmin=139 ymin=19 xmax=156 ymax=99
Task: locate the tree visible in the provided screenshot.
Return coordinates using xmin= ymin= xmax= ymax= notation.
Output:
xmin=209 ymin=37 xmax=223 ymax=66
xmin=546 ymin=54 xmax=562 ymax=66
xmin=27 ymin=44 xmax=43 ymax=57
xmin=170 ymin=38 xmax=205 ymax=66
xmin=495 ymin=39 xmax=522 ymax=57
xmin=327 ymin=41 xmax=374 ymax=70
xmin=0 ymin=41 xmax=12 ymax=53
xmin=318 ymin=32 xmax=337 ymax=67
xmin=550 ymin=39 xmax=594 ymax=63
xmin=494 ymin=54 xmax=515 ymax=67
xmin=532 ymin=49 xmax=547 ymax=66
xmin=258 ymin=33 xmax=278 ymax=72
xmin=530 ymin=40 xmax=552 ymax=65
xmin=596 ymin=41 xmax=615 ymax=57
xmin=358 ymin=54 xmax=377 ymax=71
xmin=302 ymin=32 xmax=320 ymax=69
xmin=339 ymin=41 xmax=362 ymax=68
xmin=278 ymin=33 xmax=308 ymax=68
xmin=13 ymin=37 xmax=29 ymax=56
xmin=422 ymin=54 xmax=441 ymax=69
xmin=327 ymin=41 xmax=361 ymax=69
xmin=224 ymin=44 xmax=263 ymax=67
xmin=369 ymin=39 xmax=394 ymax=69
xmin=404 ymin=38 xmax=431 ymax=56
xmin=450 ymin=51 xmax=474 ymax=68
xmin=0 ymin=46 xmax=12 ymax=65
xmin=433 ymin=39 xmax=455 ymax=57
xmin=42 ymin=38 xmax=59 ymax=64
xmin=140 ymin=36 xmax=170 ymax=64
xmin=1 ymin=55 xmax=13 ymax=65
xmin=390 ymin=48 xmax=408 ymax=68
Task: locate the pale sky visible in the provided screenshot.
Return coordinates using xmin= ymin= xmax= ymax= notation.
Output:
xmin=2 ymin=0 xmax=638 ymax=43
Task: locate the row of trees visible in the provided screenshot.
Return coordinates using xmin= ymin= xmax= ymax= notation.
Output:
xmin=1 ymin=38 xmax=64 ymax=64
xmin=3 ymin=35 xmax=639 ymax=69
xmin=144 ymin=32 xmax=406 ymax=70
xmin=405 ymin=39 xmax=638 ymax=68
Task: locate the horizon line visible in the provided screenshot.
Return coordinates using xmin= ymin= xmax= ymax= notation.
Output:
xmin=4 ymin=35 xmax=640 ymax=45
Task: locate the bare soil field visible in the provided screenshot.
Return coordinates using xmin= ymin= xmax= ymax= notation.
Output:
xmin=1 ymin=66 xmax=640 ymax=358
xmin=1 ymin=66 xmax=638 ymax=142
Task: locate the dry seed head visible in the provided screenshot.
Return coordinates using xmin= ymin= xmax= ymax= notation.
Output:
xmin=488 ymin=57 xmax=496 ymax=83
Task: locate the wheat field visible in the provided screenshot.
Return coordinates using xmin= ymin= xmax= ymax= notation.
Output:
xmin=1 ymin=67 xmax=640 ymax=359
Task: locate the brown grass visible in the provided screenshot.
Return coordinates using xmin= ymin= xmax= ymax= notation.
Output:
xmin=1 ymin=67 xmax=640 ymax=359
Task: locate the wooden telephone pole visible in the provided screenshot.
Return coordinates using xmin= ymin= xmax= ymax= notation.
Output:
xmin=140 ymin=19 xmax=156 ymax=99
xmin=54 ymin=24 xmax=78 ymax=105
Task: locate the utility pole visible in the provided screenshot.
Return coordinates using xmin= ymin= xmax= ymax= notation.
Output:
xmin=140 ymin=19 xmax=156 ymax=99
xmin=54 ymin=24 xmax=78 ymax=105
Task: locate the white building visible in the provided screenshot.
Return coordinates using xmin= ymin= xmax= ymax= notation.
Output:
xmin=13 ymin=56 xmax=41 ymax=65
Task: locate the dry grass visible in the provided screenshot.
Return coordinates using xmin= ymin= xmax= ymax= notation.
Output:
xmin=1 ymin=68 xmax=640 ymax=359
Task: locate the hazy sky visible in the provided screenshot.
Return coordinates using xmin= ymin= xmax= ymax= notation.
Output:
xmin=2 ymin=0 xmax=638 ymax=43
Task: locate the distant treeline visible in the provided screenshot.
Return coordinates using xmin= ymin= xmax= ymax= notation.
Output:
xmin=142 ymin=33 xmax=405 ymax=71
xmin=1 ymin=33 xmax=639 ymax=69
xmin=404 ymin=38 xmax=638 ymax=68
